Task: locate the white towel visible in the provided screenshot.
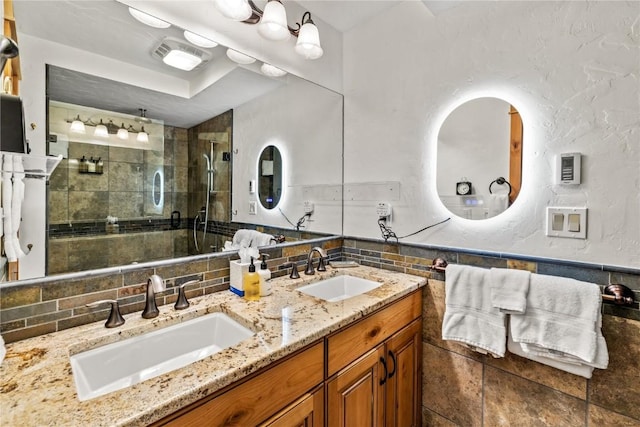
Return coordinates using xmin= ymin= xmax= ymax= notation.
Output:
xmin=442 ymin=264 xmax=506 ymax=357
xmin=487 ymin=193 xmax=509 ymax=217
xmin=231 ymin=229 xmax=275 ymax=248
xmin=507 ymin=333 xmax=596 ymax=379
xmin=490 ymin=267 xmax=531 ymax=314
xmin=510 ymin=273 xmax=605 ymax=364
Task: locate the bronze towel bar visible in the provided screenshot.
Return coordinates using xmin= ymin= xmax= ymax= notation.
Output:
xmin=430 ymin=258 xmax=636 ymax=307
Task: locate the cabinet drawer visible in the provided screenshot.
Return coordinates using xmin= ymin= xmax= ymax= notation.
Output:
xmin=327 ymin=290 xmax=422 ymax=377
xmin=160 ymin=341 xmax=324 ymax=427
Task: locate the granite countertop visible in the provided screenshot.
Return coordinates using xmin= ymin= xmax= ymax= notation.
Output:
xmin=0 ymin=265 xmax=426 ymax=426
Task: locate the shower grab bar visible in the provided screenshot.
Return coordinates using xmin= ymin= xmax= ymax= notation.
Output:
xmin=429 ymin=258 xmax=636 ymax=307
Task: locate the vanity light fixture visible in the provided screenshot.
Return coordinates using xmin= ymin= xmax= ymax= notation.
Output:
xmin=128 ymin=7 xmax=171 ymax=29
xmin=213 ymin=0 xmax=323 ymax=59
xmin=258 ymin=0 xmax=290 ymax=41
xmin=183 ymin=31 xmax=218 ymax=48
xmin=94 ymin=119 xmax=109 ymax=138
xmin=226 ymin=48 xmax=256 ymax=64
xmin=67 ymin=116 xmax=151 ymax=140
xmin=137 ymin=126 xmax=149 ymax=143
xmin=260 ymin=63 xmax=287 ymax=77
xmin=70 ymin=115 xmax=86 ymax=134
xmin=116 ymin=123 xmax=129 ymax=140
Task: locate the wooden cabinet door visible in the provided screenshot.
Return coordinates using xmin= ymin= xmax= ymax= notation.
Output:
xmin=259 ymin=386 xmax=323 ymax=427
xmin=327 ymin=345 xmax=386 ymax=427
xmin=384 ymin=319 xmax=422 ymax=427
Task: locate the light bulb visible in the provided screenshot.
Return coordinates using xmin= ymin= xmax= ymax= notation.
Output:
xmin=128 ymin=7 xmax=171 ymax=29
xmin=117 ymin=123 xmax=129 ymax=140
xmin=295 ymin=19 xmax=323 ymax=60
xmin=258 ymin=0 xmax=290 ymax=41
xmin=260 ymin=63 xmax=287 ymax=77
xmin=94 ymin=120 xmax=109 ymax=138
xmin=213 ymin=0 xmax=252 ymax=21
xmin=226 ymin=48 xmax=256 ymax=65
xmin=137 ymin=127 xmax=149 ymax=143
xmin=184 ymin=31 xmax=218 ymax=48
xmin=70 ymin=115 xmax=85 ymax=133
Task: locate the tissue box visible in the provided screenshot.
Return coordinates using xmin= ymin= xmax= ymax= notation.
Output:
xmin=229 ymin=260 xmax=250 ymax=297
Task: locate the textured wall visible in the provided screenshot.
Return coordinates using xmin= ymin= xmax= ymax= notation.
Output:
xmin=343 ymin=1 xmax=640 ymax=268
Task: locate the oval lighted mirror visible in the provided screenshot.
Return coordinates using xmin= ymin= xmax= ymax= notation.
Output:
xmin=437 ymin=97 xmax=523 ymax=220
xmin=258 ymin=145 xmax=283 ymax=209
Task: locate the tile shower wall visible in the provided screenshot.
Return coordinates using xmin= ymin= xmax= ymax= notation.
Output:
xmin=341 ymin=238 xmax=640 ymax=426
xmin=47 ymin=125 xmax=190 ymax=274
xmin=188 ymin=110 xmax=232 ymax=254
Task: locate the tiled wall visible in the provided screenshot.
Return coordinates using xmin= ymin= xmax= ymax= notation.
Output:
xmin=0 ymin=237 xmax=342 ymax=344
xmin=341 ymin=238 xmax=640 ymax=426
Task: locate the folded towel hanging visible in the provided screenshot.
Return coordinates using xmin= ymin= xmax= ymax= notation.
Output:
xmin=490 ymin=267 xmax=531 ymax=314
xmin=442 ymin=264 xmax=506 ymax=357
xmin=510 ymin=273 xmax=606 ymax=365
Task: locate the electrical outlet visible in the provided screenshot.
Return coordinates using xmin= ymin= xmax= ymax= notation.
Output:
xmin=376 ymin=202 xmax=392 ymax=222
xmin=249 ymin=201 xmax=257 ymax=215
xmin=303 ymin=201 xmax=314 ymax=214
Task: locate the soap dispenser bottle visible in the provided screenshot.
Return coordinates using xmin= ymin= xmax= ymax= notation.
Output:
xmin=243 ymin=257 xmax=261 ymax=301
xmin=258 ymin=254 xmax=272 ymax=296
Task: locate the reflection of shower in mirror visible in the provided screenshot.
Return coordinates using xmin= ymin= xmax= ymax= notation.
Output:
xmin=194 ymin=139 xmax=216 ymax=253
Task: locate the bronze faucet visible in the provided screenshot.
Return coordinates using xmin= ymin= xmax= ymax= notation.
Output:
xmin=304 ymin=247 xmax=327 ymax=275
xmin=142 ymin=275 xmax=165 ymax=319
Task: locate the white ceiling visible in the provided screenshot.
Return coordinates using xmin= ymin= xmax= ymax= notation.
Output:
xmin=14 ymin=0 xmax=460 ymax=128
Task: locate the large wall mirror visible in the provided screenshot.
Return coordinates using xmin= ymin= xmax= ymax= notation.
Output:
xmin=437 ymin=97 xmax=523 ymax=220
xmin=12 ymin=0 xmax=343 ymax=279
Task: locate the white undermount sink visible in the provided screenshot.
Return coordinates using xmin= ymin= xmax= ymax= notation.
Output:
xmin=70 ymin=312 xmax=254 ymax=401
xmin=296 ymin=275 xmax=383 ymax=302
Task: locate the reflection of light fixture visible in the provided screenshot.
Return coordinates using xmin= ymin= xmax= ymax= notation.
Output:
xmin=94 ymin=119 xmax=109 ymax=138
xmin=137 ymin=126 xmax=149 ymax=143
xmin=260 ymin=63 xmax=287 ymax=77
xmin=70 ymin=115 xmax=86 ymax=133
xmin=153 ymin=37 xmax=211 ymax=71
xmin=295 ymin=12 xmax=323 ymax=60
xmin=128 ymin=7 xmax=171 ymax=28
xmin=66 ymin=116 xmax=151 ymax=140
xmin=213 ymin=0 xmax=252 ymax=21
xmin=117 ymin=123 xmax=129 ymax=140
xmin=183 ymin=31 xmax=218 ymax=48
xmin=226 ymin=48 xmax=256 ymax=64
xmin=214 ymin=0 xmax=323 ymax=59
xmin=258 ymin=0 xmax=290 ymax=41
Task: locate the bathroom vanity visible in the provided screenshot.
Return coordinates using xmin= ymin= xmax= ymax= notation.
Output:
xmin=0 ymin=266 xmax=426 ymax=426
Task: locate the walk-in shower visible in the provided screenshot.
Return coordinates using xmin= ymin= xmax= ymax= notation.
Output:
xmin=193 ymin=137 xmax=216 ymax=253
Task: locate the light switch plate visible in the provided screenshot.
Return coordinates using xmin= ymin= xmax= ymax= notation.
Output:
xmin=249 ymin=201 xmax=257 ymax=215
xmin=546 ymin=207 xmax=587 ymax=239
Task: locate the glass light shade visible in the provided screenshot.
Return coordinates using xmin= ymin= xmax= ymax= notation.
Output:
xmin=213 ymin=0 xmax=252 ymax=21
xmin=260 ymin=63 xmax=287 ymax=77
xmin=94 ymin=120 xmax=109 ymax=138
xmin=137 ymin=128 xmax=149 ymax=143
xmin=70 ymin=116 xmax=85 ymax=134
xmin=117 ymin=124 xmax=129 ymax=140
xmin=184 ymin=31 xmax=218 ymax=48
xmin=226 ymin=48 xmax=256 ymax=65
xmin=258 ymin=1 xmax=290 ymax=41
xmin=295 ymin=22 xmax=323 ymax=60
xmin=163 ymin=49 xmax=202 ymax=71
xmin=128 ymin=7 xmax=171 ymax=29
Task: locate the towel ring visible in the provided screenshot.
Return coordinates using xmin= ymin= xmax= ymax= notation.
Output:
xmin=489 ymin=177 xmax=512 ymax=196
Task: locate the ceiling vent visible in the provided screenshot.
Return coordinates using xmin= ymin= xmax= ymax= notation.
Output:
xmin=152 ymin=37 xmax=212 ymax=71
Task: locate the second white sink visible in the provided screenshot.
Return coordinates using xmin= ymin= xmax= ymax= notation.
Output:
xmin=70 ymin=312 xmax=254 ymax=401
xmin=297 ymin=275 xmax=382 ymax=302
